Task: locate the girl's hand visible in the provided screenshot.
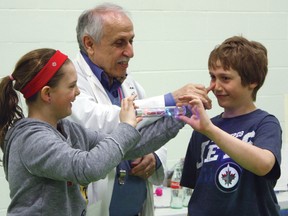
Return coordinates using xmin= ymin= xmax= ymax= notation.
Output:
xmin=120 ymin=95 xmax=142 ymax=127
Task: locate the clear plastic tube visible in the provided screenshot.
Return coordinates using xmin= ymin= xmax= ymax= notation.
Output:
xmin=135 ymin=106 xmax=186 ymax=118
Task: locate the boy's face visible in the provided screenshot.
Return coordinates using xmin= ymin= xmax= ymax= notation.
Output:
xmin=209 ymin=65 xmax=256 ymax=117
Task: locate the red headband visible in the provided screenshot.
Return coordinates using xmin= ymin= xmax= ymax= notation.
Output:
xmin=21 ymin=50 xmax=68 ymax=99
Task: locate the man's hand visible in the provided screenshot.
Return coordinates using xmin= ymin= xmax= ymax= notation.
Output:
xmin=172 ymin=84 xmax=213 ymax=109
xmin=130 ymin=154 xmax=156 ymax=179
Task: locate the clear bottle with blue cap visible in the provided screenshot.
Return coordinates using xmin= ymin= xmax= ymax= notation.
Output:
xmin=135 ymin=106 xmax=186 ymax=118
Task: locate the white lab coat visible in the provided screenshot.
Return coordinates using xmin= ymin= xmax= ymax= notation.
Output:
xmin=69 ymin=52 xmax=168 ymax=216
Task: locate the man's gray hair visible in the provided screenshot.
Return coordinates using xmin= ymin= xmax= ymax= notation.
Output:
xmin=76 ymin=3 xmax=131 ymax=54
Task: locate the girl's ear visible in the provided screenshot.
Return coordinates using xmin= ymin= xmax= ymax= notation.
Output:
xmin=40 ymin=86 xmax=51 ymax=103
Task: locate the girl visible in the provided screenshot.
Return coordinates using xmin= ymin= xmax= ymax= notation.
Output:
xmin=0 ymin=48 xmax=185 ymax=215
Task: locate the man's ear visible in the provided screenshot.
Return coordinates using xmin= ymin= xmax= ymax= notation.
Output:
xmin=83 ymin=35 xmax=95 ymax=56
xmin=40 ymin=86 xmax=51 ymax=103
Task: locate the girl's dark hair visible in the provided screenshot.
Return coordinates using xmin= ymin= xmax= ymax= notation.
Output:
xmin=0 ymin=48 xmax=68 ymax=151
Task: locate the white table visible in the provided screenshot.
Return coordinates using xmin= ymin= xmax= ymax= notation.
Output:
xmin=154 ymin=187 xmax=187 ymax=216
xmin=154 ymin=187 xmax=288 ymax=216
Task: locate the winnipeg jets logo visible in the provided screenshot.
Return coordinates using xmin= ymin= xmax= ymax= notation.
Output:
xmin=215 ymin=162 xmax=241 ymax=193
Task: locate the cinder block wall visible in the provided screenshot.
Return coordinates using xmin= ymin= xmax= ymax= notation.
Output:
xmin=0 ymin=0 xmax=287 ymax=214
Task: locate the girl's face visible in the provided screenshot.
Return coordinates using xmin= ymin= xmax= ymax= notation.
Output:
xmin=49 ymin=62 xmax=80 ymax=120
xmin=209 ymin=65 xmax=256 ymax=117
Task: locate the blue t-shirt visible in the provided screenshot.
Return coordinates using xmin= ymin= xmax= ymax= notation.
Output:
xmin=181 ymin=109 xmax=282 ymax=216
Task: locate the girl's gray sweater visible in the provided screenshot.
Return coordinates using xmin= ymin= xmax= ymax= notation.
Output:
xmin=3 ymin=117 xmax=184 ymax=215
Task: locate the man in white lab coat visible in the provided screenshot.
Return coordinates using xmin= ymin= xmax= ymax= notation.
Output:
xmin=69 ymin=3 xmax=211 ymax=216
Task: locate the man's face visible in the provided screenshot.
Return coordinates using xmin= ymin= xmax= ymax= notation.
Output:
xmin=88 ymin=12 xmax=134 ymax=82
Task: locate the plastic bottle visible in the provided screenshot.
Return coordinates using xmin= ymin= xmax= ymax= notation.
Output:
xmin=170 ymin=160 xmax=184 ymax=209
xmin=182 ymin=187 xmax=193 ymax=207
xmin=135 ymin=106 xmax=186 ymax=118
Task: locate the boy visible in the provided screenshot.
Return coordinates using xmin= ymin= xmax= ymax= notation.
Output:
xmin=178 ymin=36 xmax=282 ymax=216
